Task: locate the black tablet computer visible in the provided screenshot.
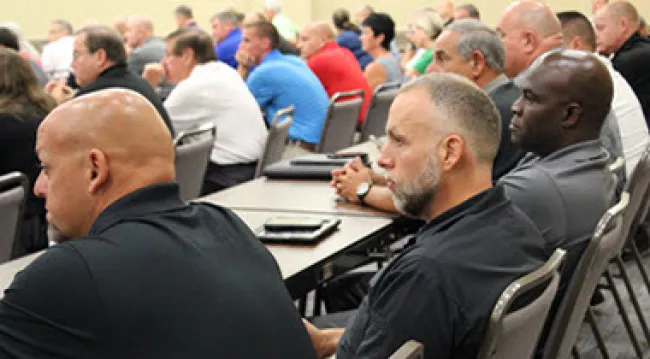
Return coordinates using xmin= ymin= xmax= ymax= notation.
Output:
xmin=256 ymin=216 xmax=341 ymax=244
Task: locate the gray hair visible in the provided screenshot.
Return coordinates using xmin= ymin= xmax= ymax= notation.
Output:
xmin=400 ymin=73 xmax=501 ymax=165
xmin=446 ymin=19 xmax=505 ymax=73
xmin=212 ymin=10 xmax=244 ymax=26
xmin=52 ymin=19 xmax=73 ymax=35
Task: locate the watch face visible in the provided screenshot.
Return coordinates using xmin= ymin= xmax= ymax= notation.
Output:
xmin=356 ymin=182 xmax=370 ymax=196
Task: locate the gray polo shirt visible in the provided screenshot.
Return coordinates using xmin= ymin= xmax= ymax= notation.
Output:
xmin=499 ymin=140 xmax=615 ymax=252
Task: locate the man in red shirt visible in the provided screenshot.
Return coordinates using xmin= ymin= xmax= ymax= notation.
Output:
xmin=298 ymin=22 xmax=372 ymax=126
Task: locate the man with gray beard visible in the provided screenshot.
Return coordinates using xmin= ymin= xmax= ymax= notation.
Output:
xmin=308 ymin=73 xmax=547 ymax=359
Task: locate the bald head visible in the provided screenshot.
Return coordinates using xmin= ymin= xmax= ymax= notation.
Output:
xmin=298 ymin=22 xmax=335 ymax=59
xmin=497 ymin=1 xmax=563 ymax=78
xmin=35 ymin=89 xmax=175 ymax=238
xmin=435 ymin=1 xmax=455 ymax=23
xmin=125 ymin=15 xmax=154 ymax=48
xmin=511 ymin=49 xmax=613 ymax=156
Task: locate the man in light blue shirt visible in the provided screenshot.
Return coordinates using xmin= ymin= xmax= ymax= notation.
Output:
xmin=211 ymin=10 xmax=243 ymax=69
xmin=239 ymin=20 xmax=329 ymax=155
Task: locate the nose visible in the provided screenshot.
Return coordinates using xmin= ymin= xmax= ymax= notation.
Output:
xmin=33 ymin=171 xmax=47 ymax=198
xmin=378 ymin=144 xmax=394 ymax=170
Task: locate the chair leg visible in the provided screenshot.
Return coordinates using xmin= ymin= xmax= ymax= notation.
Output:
xmin=571 ymin=345 xmax=581 ymax=359
xmin=604 ymin=269 xmax=644 ymax=359
xmin=586 ymin=308 xmax=611 ymax=359
xmin=298 ymin=294 xmax=308 ymax=317
xmin=615 ymin=256 xmax=650 ymax=344
xmin=628 ymin=239 xmax=650 ymax=296
xmin=313 ymin=288 xmax=323 ymax=316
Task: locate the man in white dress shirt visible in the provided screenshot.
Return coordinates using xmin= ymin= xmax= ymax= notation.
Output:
xmin=41 ymin=19 xmax=75 ymax=81
xmin=558 ymin=10 xmax=649 ymax=179
xmin=143 ymin=28 xmax=267 ymax=194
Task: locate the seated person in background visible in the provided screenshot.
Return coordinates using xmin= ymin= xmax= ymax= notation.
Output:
xmin=454 ymin=3 xmax=481 ymax=20
xmin=428 ymin=19 xmax=525 ymax=180
xmin=0 ymin=27 xmax=48 ymax=86
xmin=594 ymin=2 xmax=650 ymax=125
xmin=41 ymin=19 xmax=74 ymax=81
xmin=125 ymin=15 xmax=165 ymax=76
xmin=306 ymin=73 xmax=547 ymax=359
xmin=406 ymin=9 xmax=443 ymax=78
xmin=0 ymin=89 xmax=317 ymax=359
xmin=211 ymin=9 xmax=244 ymax=69
xmin=298 ymin=22 xmax=372 ymax=127
xmin=239 ymin=20 xmax=329 ymax=158
xmin=143 ymin=29 xmax=267 ymax=193
xmin=174 ymin=5 xmax=199 ymax=29
xmin=263 ymin=0 xmax=300 ymax=43
xmin=0 ymin=49 xmax=55 ymax=257
xmin=332 ymin=8 xmax=372 ymax=70
xmin=558 ymin=10 xmax=649 ymax=179
xmin=240 ymin=12 xmax=299 ymax=56
xmin=360 ymin=13 xmax=403 ymax=89
xmin=45 ymin=25 xmax=174 ymax=137
xmin=497 ymin=1 xmax=623 ymax=171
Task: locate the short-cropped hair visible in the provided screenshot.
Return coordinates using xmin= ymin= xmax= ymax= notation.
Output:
xmin=400 ymin=73 xmax=501 ymax=165
xmin=77 ymin=25 xmax=127 ymax=67
xmin=166 ymin=28 xmax=217 ymax=63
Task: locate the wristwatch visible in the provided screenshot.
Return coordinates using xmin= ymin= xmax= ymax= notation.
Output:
xmin=356 ymin=182 xmax=373 ymax=205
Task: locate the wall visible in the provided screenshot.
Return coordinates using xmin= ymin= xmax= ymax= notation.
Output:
xmin=2 ymin=0 xmax=649 ymax=40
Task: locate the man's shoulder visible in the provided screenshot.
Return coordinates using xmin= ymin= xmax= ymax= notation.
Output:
xmin=489 ymin=81 xmax=520 ymax=102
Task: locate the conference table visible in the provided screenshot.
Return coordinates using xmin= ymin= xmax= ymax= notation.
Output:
xmin=0 ymin=139 xmax=418 ymax=310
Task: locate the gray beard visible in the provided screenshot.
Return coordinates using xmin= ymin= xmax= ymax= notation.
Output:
xmin=392 ymin=188 xmax=436 ymax=218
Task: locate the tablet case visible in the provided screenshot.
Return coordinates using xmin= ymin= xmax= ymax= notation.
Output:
xmin=256 ymin=217 xmax=341 ymax=244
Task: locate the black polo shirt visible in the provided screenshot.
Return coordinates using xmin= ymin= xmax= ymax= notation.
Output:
xmin=337 ymin=185 xmax=547 ymax=359
xmin=75 ymin=65 xmax=175 ymax=137
xmin=0 ymin=183 xmax=316 ymax=359
xmin=612 ymin=32 xmax=650 ymax=125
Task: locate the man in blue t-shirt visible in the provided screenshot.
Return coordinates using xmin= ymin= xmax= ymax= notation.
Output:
xmin=238 ymin=20 xmax=329 ymax=158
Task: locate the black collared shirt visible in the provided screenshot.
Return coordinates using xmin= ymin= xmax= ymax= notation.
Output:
xmin=0 ymin=183 xmax=316 ymax=359
xmin=612 ymin=32 xmax=650 ymax=125
xmin=75 ymin=65 xmax=175 ymax=137
xmin=337 ymin=186 xmax=547 ymax=359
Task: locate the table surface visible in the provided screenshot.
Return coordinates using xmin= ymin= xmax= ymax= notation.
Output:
xmin=199 ymin=178 xmax=393 ymax=218
xmin=232 ymin=209 xmax=392 ymax=280
xmin=0 ymin=209 xmax=392 ymax=297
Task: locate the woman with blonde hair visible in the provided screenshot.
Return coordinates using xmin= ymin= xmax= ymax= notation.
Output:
xmin=406 ymin=9 xmax=444 ymax=78
xmin=0 ymin=48 xmax=56 ymax=257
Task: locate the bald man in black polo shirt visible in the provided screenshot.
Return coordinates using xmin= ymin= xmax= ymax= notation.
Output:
xmin=308 ymin=74 xmax=547 ymax=358
xmin=0 ymin=89 xmax=316 ymax=359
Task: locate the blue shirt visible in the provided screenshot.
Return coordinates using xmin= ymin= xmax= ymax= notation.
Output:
xmin=215 ymin=28 xmax=242 ymax=69
xmin=336 ymin=30 xmax=372 ymax=70
xmin=246 ymin=49 xmax=329 ymax=144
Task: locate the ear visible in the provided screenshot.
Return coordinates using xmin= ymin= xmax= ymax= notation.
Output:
xmin=181 ymin=47 xmax=194 ymax=63
xmin=561 ymin=103 xmax=582 ymax=128
xmin=523 ymin=30 xmax=538 ymax=54
xmin=569 ymin=36 xmax=583 ymax=50
xmin=87 ymin=149 xmax=109 ymax=194
xmin=439 ymin=134 xmax=465 ymax=171
xmin=376 ymin=33 xmax=385 ymax=46
xmin=470 ymin=50 xmax=486 ymax=79
xmin=95 ymin=48 xmax=108 ymax=67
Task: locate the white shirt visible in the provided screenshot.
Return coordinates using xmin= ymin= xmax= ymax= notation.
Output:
xmin=600 ymin=56 xmax=649 ymax=178
xmin=165 ymin=61 xmax=268 ymax=165
xmin=40 ymin=36 xmax=74 ymax=80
